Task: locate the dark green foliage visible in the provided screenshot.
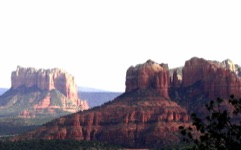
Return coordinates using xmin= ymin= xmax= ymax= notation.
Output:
xmin=179 ymin=95 xmax=241 ymax=150
xmin=160 ymin=142 xmax=195 ymax=150
xmin=49 ymin=89 xmax=64 ymax=106
xmin=0 ymin=124 xmax=38 ymax=136
xmin=0 ymin=139 xmax=121 ymax=150
xmin=0 ymin=117 xmax=57 ymax=136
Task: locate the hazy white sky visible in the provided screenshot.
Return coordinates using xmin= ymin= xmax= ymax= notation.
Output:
xmin=1 ymin=0 xmax=241 ymax=92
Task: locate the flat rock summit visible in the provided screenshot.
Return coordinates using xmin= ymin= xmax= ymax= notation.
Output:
xmin=11 ymin=66 xmax=78 ymax=100
xmin=0 ymin=66 xmax=89 ymax=119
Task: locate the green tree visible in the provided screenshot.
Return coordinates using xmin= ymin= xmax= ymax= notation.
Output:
xmin=179 ymin=95 xmax=241 ymax=150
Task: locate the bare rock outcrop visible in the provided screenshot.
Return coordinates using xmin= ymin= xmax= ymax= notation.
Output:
xmin=125 ymin=60 xmax=169 ymax=98
xmin=220 ymin=59 xmax=236 ymax=72
xmin=13 ymin=89 xmax=190 ymax=148
xmin=182 ymin=57 xmax=241 ymax=99
xmin=169 ymin=67 xmax=183 ymax=88
xmin=0 ymin=66 xmax=89 ymax=119
xmin=11 ymin=66 xmax=78 ymax=99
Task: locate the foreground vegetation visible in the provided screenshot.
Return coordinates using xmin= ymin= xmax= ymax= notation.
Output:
xmin=0 ymin=117 xmax=56 ymax=136
xmin=180 ymin=95 xmax=241 ymax=150
xmin=0 ymin=139 xmax=121 ymax=150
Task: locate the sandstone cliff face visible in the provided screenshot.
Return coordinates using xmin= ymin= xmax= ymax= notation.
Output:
xmin=220 ymin=59 xmax=241 ymax=77
xmin=0 ymin=66 xmax=89 ymax=119
xmin=220 ymin=59 xmax=236 ymax=72
xmin=182 ymin=57 xmax=241 ymax=99
xmin=14 ymin=89 xmax=190 ymax=148
xmin=11 ymin=66 xmax=78 ymax=99
xmin=125 ymin=60 xmax=169 ymax=98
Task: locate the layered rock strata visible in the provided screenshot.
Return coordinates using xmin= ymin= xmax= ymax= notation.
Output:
xmin=11 ymin=66 xmax=78 ymax=99
xmin=182 ymin=57 xmax=241 ymax=99
xmin=0 ymin=66 xmax=89 ymax=119
xmin=13 ymin=89 xmax=190 ymax=148
xmin=13 ymin=61 xmax=190 ymax=148
xmin=125 ymin=59 xmax=169 ymax=98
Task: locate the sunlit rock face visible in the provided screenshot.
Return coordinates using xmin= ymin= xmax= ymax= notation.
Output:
xmin=125 ymin=59 xmax=170 ymax=98
xmin=0 ymin=66 xmax=89 ymax=119
xmin=220 ymin=59 xmax=236 ymax=72
xmin=11 ymin=66 xmax=78 ymax=99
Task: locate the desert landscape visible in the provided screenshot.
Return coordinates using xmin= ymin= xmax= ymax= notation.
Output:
xmin=0 ymin=57 xmax=241 ymax=149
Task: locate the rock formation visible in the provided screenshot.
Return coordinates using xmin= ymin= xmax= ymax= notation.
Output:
xmin=13 ymin=89 xmax=190 ymax=148
xmin=125 ymin=59 xmax=169 ymax=98
xmin=169 ymin=67 xmax=183 ymax=88
xmin=220 ymin=59 xmax=236 ymax=72
xmin=12 ymin=57 xmax=241 ymax=148
xmin=181 ymin=57 xmax=241 ymax=99
xmin=13 ymin=61 xmax=190 ymax=149
xmin=11 ymin=66 xmax=78 ymax=99
xmin=0 ymin=66 xmax=89 ymax=120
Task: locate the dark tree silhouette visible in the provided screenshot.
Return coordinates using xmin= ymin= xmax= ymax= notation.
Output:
xmin=179 ymin=95 xmax=241 ymax=150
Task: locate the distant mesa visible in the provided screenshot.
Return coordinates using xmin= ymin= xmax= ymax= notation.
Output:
xmin=11 ymin=66 xmax=78 ymax=99
xmin=0 ymin=66 xmax=89 ymax=119
xmin=77 ymin=86 xmax=110 ymax=92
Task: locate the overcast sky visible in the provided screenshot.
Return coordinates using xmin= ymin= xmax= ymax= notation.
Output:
xmin=1 ymin=0 xmax=241 ymax=92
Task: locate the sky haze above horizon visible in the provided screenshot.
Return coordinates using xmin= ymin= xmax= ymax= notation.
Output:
xmin=1 ymin=0 xmax=241 ymax=92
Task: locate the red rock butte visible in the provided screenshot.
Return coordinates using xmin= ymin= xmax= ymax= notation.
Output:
xmin=11 ymin=66 xmax=78 ymax=100
xmin=181 ymin=57 xmax=241 ymax=99
xmin=125 ymin=59 xmax=169 ymax=98
xmin=0 ymin=66 xmax=89 ymax=119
